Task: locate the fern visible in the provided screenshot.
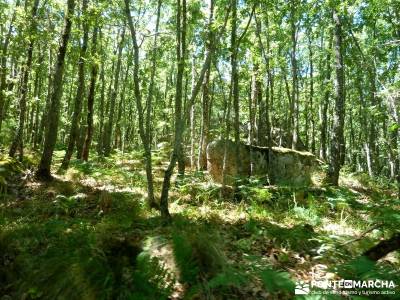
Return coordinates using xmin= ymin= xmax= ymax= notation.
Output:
xmin=259 ymin=268 xmax=295 ymax=293
xmin=172 ymin=232 xmax=200 ymax=283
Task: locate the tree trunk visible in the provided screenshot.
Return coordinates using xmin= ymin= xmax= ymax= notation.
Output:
xmin=125 ymin=0 xmax=161 ymax=208
xmin=114 ymin=63 xmax=130 ymax=150
xmin=32 ymin=65 xmax=43 ymax=149
xmin=254 ymin=13 xmax=266 ymax=147
xmin=159 ymin=0 xmax=187 ymax=220
xmin=158 ymin=0 xmax=229 ymax=218
xmin=319 ymin=34 xmax=332 ymax=161
xmin=82 ymin=25 xmax=99 ymax=161
xmin=36 ymin=19 xmax=54 ymax=149
xmin=327 ymin=8 xmax=345 ymax=186
xmin=308 ymin=32 xmax=316 ymax=154
xmin=36 ymin=0 xmax=75 ymax=180
xmin=60 ymin=0 xmax=89 ymax=169
xmin=0 ymin=0 xmax=21 ymax=133
xmin=198 ymin=0 xmax=214 ymax=170
xmin=97 ymin=60 xmax=106 ymax=154
xmin=231 ymin=0 xmax=241 ymax=181
xmin=290 ymin=0 xmax=298 ymax=150
xmin=103 ymin=26 xmax=125 ymax=157
xmin=9 ymin=0 xmax=40 ymax=159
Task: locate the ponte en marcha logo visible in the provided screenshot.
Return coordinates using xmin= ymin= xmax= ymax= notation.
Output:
xmin=295 ymin=279 xmax=397 ymax=296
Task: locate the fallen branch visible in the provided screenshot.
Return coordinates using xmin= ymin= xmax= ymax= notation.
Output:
xmin=341 ymin=223 xmax=381 ymax=246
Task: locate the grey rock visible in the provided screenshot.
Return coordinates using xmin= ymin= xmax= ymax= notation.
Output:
xmin=207 ymin=139 xmax=322 ymax=186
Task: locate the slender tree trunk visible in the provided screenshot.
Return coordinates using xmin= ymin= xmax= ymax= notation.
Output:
xmin=254 ymin=13 xmax=266 ymax=147
xmin=290 ymin=0 xmax=298 ymax=149
xmin=97 ymin=60 xmax=105 ymax=154
xmin=249 ymin=75 xmax=257 ymax=175
xmin=32 ymin=64 xmax=43 ymax=148
xmin=255 ymin=9 xmax=272 ymax=178
xmin=114 ymin=63 xmax=130 ymax=149
xmin=36 ymin=20 xmax=54 ymax=148
xmin=36 ymin=0 xmax=75 ymax=180
xmin=9 ymin=0 xmax=40 ymax=159
xmin=30 ymin=63 xmax=42 ymax=146
xmin=125 ymin=0 xmax=161 ymax=208
xmin=60 ymin=0 xmax=89 ymax=169
xmin=308 ymin=33 xmax=316 ymax=154
xmin=367 ymin=68 xmax=378 ymax=175
xmin=190 ymin=56 xmax=196 ymax=169
xmin=103 ymin=26 xmax=125 ymax=156
xmin=231 ymin=0 xmax=241 ymax=182
xmin=75 ymin=111 xmax=87 ymax=159
xmin=158 ymin=0 xmax=229 ymax=217
xmin=198 ymin=0 xmax=214 ymax=170
xmin=319 ymin=34 xmax=332 ymax=161
xmin=386 ymin=85 xmax=400 ymax=196
xmin=159 ymin=0 xmax=187 ymax=220
xmin=0 ymin=0 xmax=21 ymax=133
xmin=176 ymin=0 xmax=188 ymax=178
xmin=82 ymin=25 xmax=99 ymax=161
xmin=327 ymin=8 xmax=345 ymax=186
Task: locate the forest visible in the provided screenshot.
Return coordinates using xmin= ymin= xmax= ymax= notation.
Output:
xmin=0 ymin=0 xmax=399 ymax=298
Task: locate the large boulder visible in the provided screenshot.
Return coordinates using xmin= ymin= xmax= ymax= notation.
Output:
xmin=206 ymin=139 xmax=321 ymax=186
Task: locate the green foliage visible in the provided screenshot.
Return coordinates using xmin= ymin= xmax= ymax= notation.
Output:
xmin=172 ymin=227 xmax=225 ymax=283
xmin=335 ymin=257 xmax=400 ymax=297
xmin=172 ymin=232 xmax=200 ymax=283
xmin=241 ymin=185 xmax=272 ymax=204
xmin=53 ymin=194 xmax=79 ymax=216
xmin=259 ymin=268 xmax=295 ymax=293
xmin=178 ymin=179 xmax=220 ymax=204
xmin=291 ymin=206 xmax=322 ymax=226
xmin=1 ymin=219 xmax=171 ymax=300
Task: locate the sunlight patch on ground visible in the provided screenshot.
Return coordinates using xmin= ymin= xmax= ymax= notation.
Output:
xmin=80 ymin=176 xmax=98 ymax=187
xmin=321 ymin=219 xmax=361 ymax=237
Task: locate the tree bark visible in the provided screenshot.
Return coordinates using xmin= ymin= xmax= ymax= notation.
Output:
xmin=36 ymin=0 xmax=75 ymax=180
xmin=60 ymin=0 xmax=89 ymax=169
xmin=0 ymin=0 xmax=21 ymax=133
xmin=124 ymin=0 xmax=161 ymax=208
xmin=114 ymin=63 xmax=130 ymax=150
xmin=158 ymin=0 xmax=230 ymax=218
xmin=9 ymin=0 xmax=40 ymax=159
xmin=308 ymin=32 xmax=316 ymax=154
xmin=290 ymin=0 xmax=298 ymax=150
xmin=82 ymin=25 xmax=99 ymax=161
xmin=327 ymin=8 xmax=345 ymax=186
xmin=103 ymin=26 xmax=125 ymax=157
xmin=319 ymin=34 xmax=332 ymax=161
xmin=36 ymin=16 xmax=54 ymax=148
xmin=198 ymin=0 xmax=214 ymax=170
xmin=97 ymin=60 xmax=106 ymax=155
xmin=231 ymin=0 xmax=241 ymax=181
xmin=159 ymin=0 xmax=187 ymax=220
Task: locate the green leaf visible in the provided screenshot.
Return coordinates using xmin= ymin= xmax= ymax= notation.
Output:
xmin=259 ymin=268 xmax=295 ymax=292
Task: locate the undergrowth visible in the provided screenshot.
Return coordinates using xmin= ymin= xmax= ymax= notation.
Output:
xmin=0 ymin=151 xmax=399 ymax=299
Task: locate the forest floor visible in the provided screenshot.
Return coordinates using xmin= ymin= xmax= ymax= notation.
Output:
xmin=1 ymin=148 xmax=400 ymax=300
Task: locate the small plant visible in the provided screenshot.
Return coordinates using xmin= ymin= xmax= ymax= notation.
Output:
xmin=291 ymin=206 xmax=321 ymax=226
xmin=53 ymin=194 xmax=79 ymax=216
xmin=240 ymin=177 xmax=272 ymax=205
